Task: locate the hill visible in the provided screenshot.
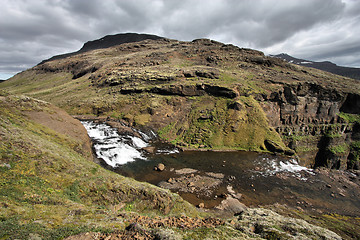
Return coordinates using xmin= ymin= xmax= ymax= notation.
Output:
xmin=272 ymin=53 xmax=360 ymax=80
xmin=39 ymin=33 xmax=164 ymax=64
xmin=1 ymin=33 xmax=359 ymax=239
xmin=2 ymin=34 xmax=359 ymax=170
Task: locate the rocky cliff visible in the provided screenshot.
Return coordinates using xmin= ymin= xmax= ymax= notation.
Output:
xmin=260 ymin=81 xmax=360 ymax=169
xmin=2 ymin=34 xmax=360 ymax=169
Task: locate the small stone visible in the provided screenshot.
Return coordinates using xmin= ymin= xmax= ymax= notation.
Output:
xmin=156 ymin=163 xmax=165 ymax=171
xmin=168 ymin=178 xmax=174 ymax=183
xmin=339 ymin=192 xmax=346 ymax=197
xmin=142 ymin=146 xmax=156 ymax=153
xmin=198 ymin=203 xmax=205 ymax=208
xmin=296 ymin=206 xmax=304 ymax=211
xmin=228 ymin=175 xmax=236 ymax=181
xmin=0 ymin=163 xmax=11 ymax=169
xmin=326 ymin=184 xmax=332 ymax=188
xmin=188 ymin=182 xmax=195 ymax=187
xmin=28 ymin=233 xmax=42 ymax=240
xmin=234 ymin=193 xmax=242 ymax=199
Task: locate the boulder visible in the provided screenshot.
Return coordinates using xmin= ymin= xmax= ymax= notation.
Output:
xmin=215 ymin=196 xmax=247 ymax=215
xmin=228 ymin=101 xmax=243 ymax=111
xmin=264 ymin=140 xmax=284 ymax=153
xmin=155 ymin=163 xmax=165 ymax=171
xmin=143 ymin=146 xmax=156 ymax=154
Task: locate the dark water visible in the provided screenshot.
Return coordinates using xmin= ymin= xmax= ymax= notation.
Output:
xmin=82 ymin=120 xmax=360 ymax=216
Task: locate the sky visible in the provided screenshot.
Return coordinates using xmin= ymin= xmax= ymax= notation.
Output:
xmin=1 ymin=0 xmax=360 ymax=80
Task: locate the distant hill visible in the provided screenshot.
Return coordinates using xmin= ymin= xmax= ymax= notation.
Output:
xmin=39 ymin=33 xmax=164 ymax=64
xmin=271 ymin=53 xmax=360 ymax=80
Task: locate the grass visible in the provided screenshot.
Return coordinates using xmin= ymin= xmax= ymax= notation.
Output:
xmin=338 ymin=112 xmax=360 ymax=123
xmin=157 ymin=94 xmax=285 ymax=151
xmin=348 ymin=141 xmax=360 ymax=168
xmin=270 ymin=205 xmax=360 ymax=240
xmin=329 ymin=143 xmax=348 ymax=154
xmin=0 ymin=94 xmax=199 ymax=239
xmin=0 ymin=216 xmax=115 ymax=240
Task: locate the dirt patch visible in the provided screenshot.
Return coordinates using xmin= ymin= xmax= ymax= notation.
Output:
xmin=175 ymin=168 xmax=198 ymax=175
xmin=65 ymin=214 xmax=224 ymax=240
xmin=24 ymin=106 xmax=92 ymax=159
xmin=159 ymin=172 xmax=223 ymax=197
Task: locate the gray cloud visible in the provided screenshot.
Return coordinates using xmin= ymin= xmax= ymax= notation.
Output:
xmin=1 ymin=0 xmax=359 ymax=79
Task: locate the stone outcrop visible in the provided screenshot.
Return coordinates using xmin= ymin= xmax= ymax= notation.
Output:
xmin=236 ymin=208 xmax=342 ymax=240
xmin=260 ymin=81 xmax=360 ymax=169
xmin=118 ymin=83 xmax=237 ymax=98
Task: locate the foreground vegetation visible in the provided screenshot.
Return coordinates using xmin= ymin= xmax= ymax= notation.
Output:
xmin=0 ymin=91 xmax=199 ymax=238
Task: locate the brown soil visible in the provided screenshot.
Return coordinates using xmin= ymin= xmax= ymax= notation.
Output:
xmin=24 ymin=106 xmax=92 ymax=159
xmin=65 ymin=214 xmax=224 ymax=240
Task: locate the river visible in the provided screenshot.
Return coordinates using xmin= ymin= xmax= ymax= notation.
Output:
xmin=81 ymin=120 xmax=360 ymax=216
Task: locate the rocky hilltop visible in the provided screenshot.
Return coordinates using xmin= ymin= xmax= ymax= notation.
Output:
xmin=2 ymin=33 xmax=360 ymax=170
xmin=40 ymin=33 xmax=163 ymax=64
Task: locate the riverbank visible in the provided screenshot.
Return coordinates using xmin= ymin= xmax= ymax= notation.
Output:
xmin=80 ymin=119 xmax=360 ymax=218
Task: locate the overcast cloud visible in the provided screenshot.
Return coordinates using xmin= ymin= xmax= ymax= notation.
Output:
xmin=1 ymin=0 xmax=360 ymax=79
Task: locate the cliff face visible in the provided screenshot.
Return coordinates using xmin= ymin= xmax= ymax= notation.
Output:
xmin=261 ymin=82 xmax=360 ymax=169
xmin=2 ymin=35 xmax=359 ymax=169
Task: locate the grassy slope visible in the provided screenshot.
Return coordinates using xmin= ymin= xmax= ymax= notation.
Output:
xmin=0 ymin=91 xmax=201 ymax=239
xmin=0 ymin=40 xmax=293 ymax=152
xmin=3 ymin=39 xmax=359 ymax=156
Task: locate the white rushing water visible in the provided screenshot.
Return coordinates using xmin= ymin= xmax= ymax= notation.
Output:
xmin=81 ymin=120 xmax=179 ymax=167
xmin=253 ymin=157 xmax=314 ymax=180
xmin=81 ymin=121 xmax=149 ymax=167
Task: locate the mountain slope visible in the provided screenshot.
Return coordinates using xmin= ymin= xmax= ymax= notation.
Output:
xmin=272 ymin=53 xmax=360 ymax=80
xmin=2 ymin=35 xmax=360 ymax=170
xmin=40 ymin=33 xmax=164 ymax=64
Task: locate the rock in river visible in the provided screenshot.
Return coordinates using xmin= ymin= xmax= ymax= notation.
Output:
xmin=154 ymin=163 xmax=165 ymax=171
